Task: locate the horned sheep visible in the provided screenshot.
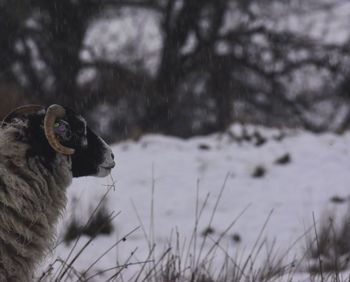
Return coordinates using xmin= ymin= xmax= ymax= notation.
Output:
xmin=0 ymin=104 xmax=115 ymax=281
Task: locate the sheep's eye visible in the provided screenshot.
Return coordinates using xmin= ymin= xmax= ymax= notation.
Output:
xmin=54 ymin=120 xmax=72 ymax=141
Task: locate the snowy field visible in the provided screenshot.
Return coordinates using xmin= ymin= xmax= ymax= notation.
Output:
xmin=41 ymin=125 xmax=350 ymax=280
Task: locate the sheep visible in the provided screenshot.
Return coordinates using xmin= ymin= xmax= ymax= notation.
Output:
xmin=0 ymin=104 xmax=115 ymax=282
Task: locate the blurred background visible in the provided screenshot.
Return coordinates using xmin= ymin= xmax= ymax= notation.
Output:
xmin=1 ymin=0 xmax=350 ymax=141
xmin=4 ymin=1 xmax=350 ymax=278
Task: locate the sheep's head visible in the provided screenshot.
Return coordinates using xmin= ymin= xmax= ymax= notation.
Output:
xmin=2 ymin=104 xmax=115 ymax=178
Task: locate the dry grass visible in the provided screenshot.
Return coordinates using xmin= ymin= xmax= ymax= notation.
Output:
xmin=38 ymin=177 xmax=350 ymax=282
xmin=305 ymin=211 xmax=350 ymax=277
xmin=63 ymin=198 xmax=114 ymax=245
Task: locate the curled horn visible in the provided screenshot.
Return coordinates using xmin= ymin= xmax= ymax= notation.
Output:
xmin=1 ymin=104 xmax=44 ymax=127
xmin=44 ymin=104 xmax=75 ymax=155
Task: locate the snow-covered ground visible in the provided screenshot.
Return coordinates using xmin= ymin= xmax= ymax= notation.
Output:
xmin=42 ymin=125 xmax=350 ymax=280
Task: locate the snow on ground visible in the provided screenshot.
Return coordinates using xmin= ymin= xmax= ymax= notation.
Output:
xmin=43 ymin=125 xmax=350 ymax=280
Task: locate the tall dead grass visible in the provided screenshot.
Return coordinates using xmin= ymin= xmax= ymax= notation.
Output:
xmin=38 ymin=176 xmax=350 ymax=282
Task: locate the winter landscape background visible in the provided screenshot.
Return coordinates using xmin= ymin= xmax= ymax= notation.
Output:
xmin=2 ymin=0 xmax=350 ymax=280
xmin=46 ymin=126 xmax=350 ymax=281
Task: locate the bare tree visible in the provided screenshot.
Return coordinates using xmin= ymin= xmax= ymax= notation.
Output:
xmin=1 ymin=0 xmax=349 ymax=138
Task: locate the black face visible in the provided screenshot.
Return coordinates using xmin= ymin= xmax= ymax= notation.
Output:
xmin=70 ymin=127 xmax=112 ymax=177
xmin=14 ymin=107 xmax=115 ymax=178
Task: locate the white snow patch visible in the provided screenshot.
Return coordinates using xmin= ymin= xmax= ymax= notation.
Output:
xmin=42 ymin=126 xmax=350 ymax=279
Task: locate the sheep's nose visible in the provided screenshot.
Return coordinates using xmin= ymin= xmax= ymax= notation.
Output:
xmin=111 ymin=153 xmax=115 ymax=160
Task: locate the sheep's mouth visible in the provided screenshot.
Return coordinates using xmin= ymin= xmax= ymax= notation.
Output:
xmin=96 ymin=163 xmax=115 ymax=177
xmin=100 ymin=163 xmax=115 ymax=170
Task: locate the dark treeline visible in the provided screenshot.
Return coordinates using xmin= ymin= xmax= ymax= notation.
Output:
xmin=1 ymin=0 xmax=350 ymax=141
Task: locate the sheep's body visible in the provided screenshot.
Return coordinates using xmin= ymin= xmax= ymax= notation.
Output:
xmin=0 ymin=122 xmax=73 ymax=281
xmin=0 ymin=104 xmax=115 ymax=281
